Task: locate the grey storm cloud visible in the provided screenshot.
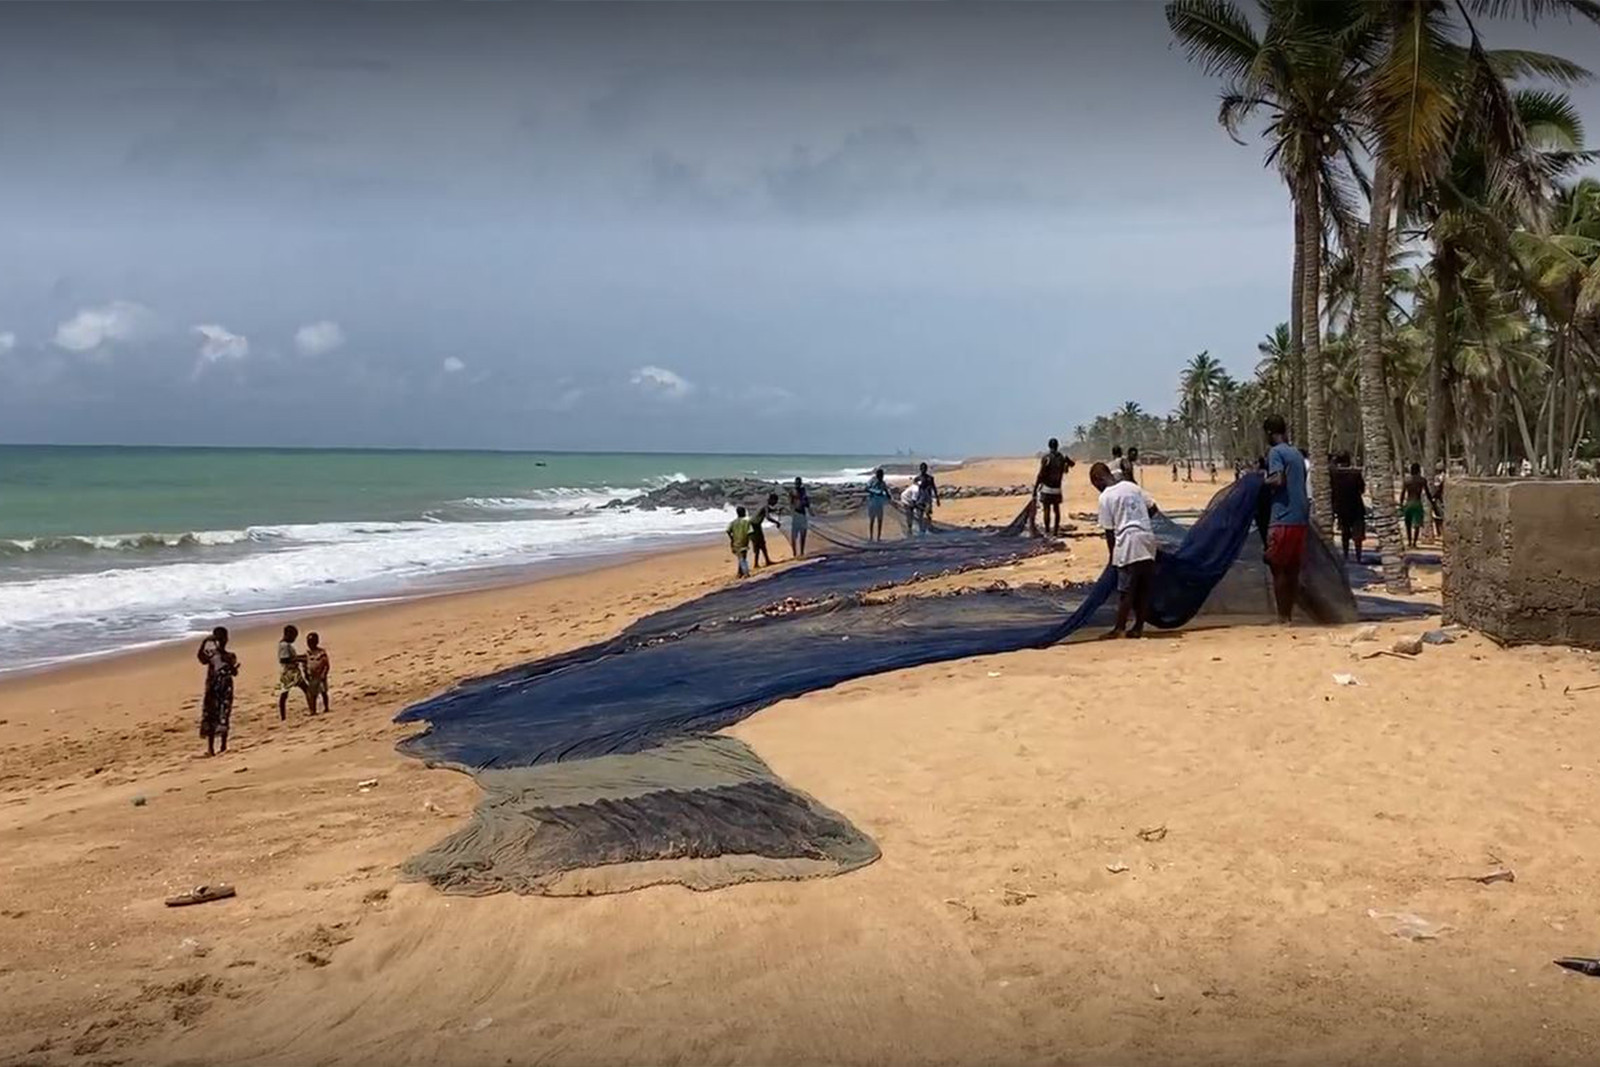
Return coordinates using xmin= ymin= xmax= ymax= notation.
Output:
xmin=1 ymin=2 xmax=1597 ymax=452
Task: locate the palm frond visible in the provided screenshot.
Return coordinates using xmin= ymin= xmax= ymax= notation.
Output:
xmin=1483 ymin=48 xmax=1592 ymax=85
xmin=1166 ymin=0 xmax=1263 ymax=79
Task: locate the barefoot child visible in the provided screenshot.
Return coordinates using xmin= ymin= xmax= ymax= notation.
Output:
xmin=303 ymin=632 xmax=331 ymax=715
xmin=277 ymin=624 xmax=306 ymax=721
xmin=198 ymin=626 xmax=238 ymax=757
xmin=727 ymin=506 xmax=753 ymax=578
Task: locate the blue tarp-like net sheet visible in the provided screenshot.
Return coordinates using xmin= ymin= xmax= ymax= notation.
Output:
xmin=395 ymin=475 xmax=1433 ymax=895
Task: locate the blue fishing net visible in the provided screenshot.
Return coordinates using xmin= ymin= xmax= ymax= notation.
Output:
xmin=395 ymin=475 xmax=1422 ymax=895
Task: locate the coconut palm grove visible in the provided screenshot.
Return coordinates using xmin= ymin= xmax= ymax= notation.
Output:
xmin=1073 ymin=0 xmax=1600 ymax=591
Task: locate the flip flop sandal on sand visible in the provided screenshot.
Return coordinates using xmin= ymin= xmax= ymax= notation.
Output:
xmin=164 ymin=884 xmax=236 ymax=907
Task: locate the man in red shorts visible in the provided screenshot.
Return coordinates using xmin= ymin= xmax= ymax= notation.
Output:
xmin=1262 ymin=414 xmax=1308 ymax=624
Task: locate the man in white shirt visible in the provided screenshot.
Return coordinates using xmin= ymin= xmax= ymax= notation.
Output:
xmin=1090 ymin=461 xmax=1162 ymax=639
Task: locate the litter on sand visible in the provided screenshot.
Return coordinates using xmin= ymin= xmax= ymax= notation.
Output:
xmin=1555 ymin=957 xmax=1600 ymax=977
xmin=1367 ymin=909 xmax=1449 ymax=941
xmin=1106 ymin=862 xmax=1130 ymax=874
xmin=357 ymin=778 xmax=379 ymax=791
xmin=1136 ymin=825 xmax=1168 ymax=842
xmin=1333 ymin=673 xmax=1364 ymax=687
xmin=1448 ymin=868 xmax=1515 ymax=886
xmin=165 ymin=884 xmax=236 ymax=908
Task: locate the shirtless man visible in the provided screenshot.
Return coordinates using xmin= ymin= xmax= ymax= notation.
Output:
xmin=1401 ymin=463 xmax=1431 ymax=547
xmin=1033 ymin=438 xmax=1074 ymax=537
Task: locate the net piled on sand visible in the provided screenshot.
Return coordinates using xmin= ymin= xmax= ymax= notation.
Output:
xmin=397 ymin=475 xmax=1427 ymax=896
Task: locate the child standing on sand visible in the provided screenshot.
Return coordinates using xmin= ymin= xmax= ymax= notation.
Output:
xmin=303 ymin=632 xmax=331 ymax=715
xmin=197 ymin=626 xmax=238 ymax=757
xmin=277 ymin=624 xmax=306 ymax=721
xmin=727 ymin=506 xmax=753 ymax=578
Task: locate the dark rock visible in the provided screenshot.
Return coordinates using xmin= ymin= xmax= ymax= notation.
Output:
xmin=602 ymin=478 xmax=1030 ymax=514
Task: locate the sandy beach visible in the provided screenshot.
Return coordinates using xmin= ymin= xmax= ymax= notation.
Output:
xmin=6 ymin=458 xmax=1600 ymax=1066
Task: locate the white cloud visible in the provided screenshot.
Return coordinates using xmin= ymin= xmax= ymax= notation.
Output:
xmin=630 ymin=364 xmax=694 ymax=400
xmin=294 ymin=320 xmax=346 ymax=357
xmin=53 ymin=301 xmax=153 ymax=353
xmin=442 ymin=356 xmax=466 ymax=373
xmin=0 ymin=332 xmax=15 ymax=354
xmin=193 ymin=324 xmax=250 ymax=364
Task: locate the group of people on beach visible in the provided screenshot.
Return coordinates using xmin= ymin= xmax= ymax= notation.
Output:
xmin=724 ymin=465 xmax=943 ymax=578
xmin=196 ymin=623 xmax=332 ymax=756
xmin=1041 ymin=414 xmax=1349 ymax=637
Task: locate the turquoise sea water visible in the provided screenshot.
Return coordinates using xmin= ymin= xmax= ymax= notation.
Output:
xmin=0 ymin=446 xmax=891 ymax=673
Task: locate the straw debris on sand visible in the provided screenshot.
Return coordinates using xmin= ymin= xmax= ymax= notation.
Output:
xmin=5 ymin=459 xmax=1600 ymax=1065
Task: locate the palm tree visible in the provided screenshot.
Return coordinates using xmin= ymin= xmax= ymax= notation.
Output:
xmin=1256 ymin=322 xmax=1295 ymax=414
xmin=1168 ymin=0 xmax=1376 ymax=529
xmin=1353 ymin=0 xmax=1599 ymax=590
xmin=1181 ymin=350 xmax=1225 ymax=457
xmin=1414 ymin=88 xmax=1587 ymax=475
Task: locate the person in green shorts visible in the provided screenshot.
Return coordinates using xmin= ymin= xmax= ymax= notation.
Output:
xmin=1402 ymin=462 xmax=1430 ymax=548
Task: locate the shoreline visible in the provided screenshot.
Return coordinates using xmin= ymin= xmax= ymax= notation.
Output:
xmin=0 ymin=528 xmax=728 ymax=683
xmin=0 ymin=533 xmax=732 ymax=688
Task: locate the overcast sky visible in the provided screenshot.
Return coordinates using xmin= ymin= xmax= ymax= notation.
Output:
xmin=2 ymin=3 xmax=1598 ymax=455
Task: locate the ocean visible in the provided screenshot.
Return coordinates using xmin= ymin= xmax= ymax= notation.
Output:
xmin=0 ymin=446 xmax=890 ymax=674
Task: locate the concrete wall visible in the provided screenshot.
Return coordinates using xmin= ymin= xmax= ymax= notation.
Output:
xmin=1444 ymin=479 xmax=1600 ymax=647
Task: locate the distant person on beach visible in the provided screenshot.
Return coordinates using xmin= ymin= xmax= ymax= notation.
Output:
xmin=1402 ymin=463 xmax=1430 ymax=547
xmin=1185 ymin=458 xmax=1194 ymax=482
xmin=1330 ymin=452 xmax=1367 ymax=562
xmin=899 ymin=478 xmax=921 ymax=535
xmin=914 ymin=462 xmax=939 ymax=532
xmin=1110 ymin=446 xmax=1132 ymax=483
xmin=197 ymin=626 xmax=238 ymax=757
xmin=277 ymin=624 xmax=306 ymax=721
xmin=303 ymin=632 xmax=331 ymax=715
xmin=864 ymin=468 xmax=892 ymax=542
xmin=1126 ymin=447 xmax=1141 ymax=483
xmin=1171 ymin=461 xmax=1179 ymax=482
xmin=1090 ymin=461 xmax=1161 ymax=639
xmin=726 ymin=506 xmax=753 ymax=578
xmin=788 ymin=477 xmax=812 ymax=559
xmin=1033 ymin=438 xmax=1074 ymax=537
xmin=1263 ymin=416 xmax=1308 ymax=624
xmin=1429 ymin=465 xmax=1446 ymax=540
xmin=750 ymin=493 xmax=780 ymax=567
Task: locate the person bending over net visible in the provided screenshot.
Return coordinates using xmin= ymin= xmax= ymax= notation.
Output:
xmin=750 ymin=493 xmax=781 ymax=568
xmin=864 ymin=468 xmax=891 ymax=542
xmin=1263 ymin=415 xmax=1309 ymax=625
xmin=1033 ymin=437 xmax=1074 ymax=537
xmin=1090 ymin=461 xmax=1160 ymax=639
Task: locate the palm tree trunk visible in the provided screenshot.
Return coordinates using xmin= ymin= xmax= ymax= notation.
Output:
xmin=1356 ymin=156 xmax=1408 ymax=592
xmin=1424 ymin=246 xmax=1456 ymax=477
xmin=1298 ymin=173 xmax=1333 ymax=532
xmin=1291 ymin=200 xmax=1307 ymax=443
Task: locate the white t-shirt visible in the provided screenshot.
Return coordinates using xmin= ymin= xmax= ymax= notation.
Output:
xmin=1097 ymin=480 xmax=1159 ymax=567
xmin=900 ymin=483 xmax=920 ymax=507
